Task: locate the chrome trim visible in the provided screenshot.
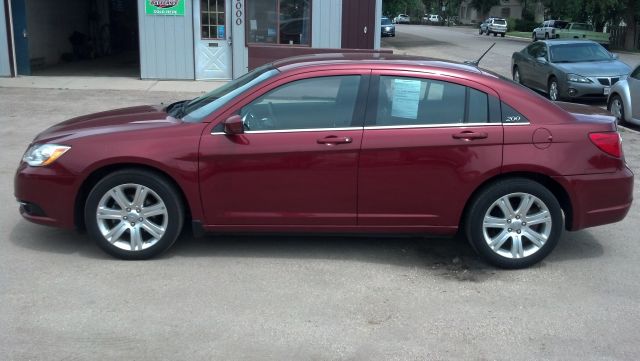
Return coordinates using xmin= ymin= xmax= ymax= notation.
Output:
xmin=211 ymin=126 xmax=361 ymax=135
xmin=211 ymin=122 xmax=531 ymax=135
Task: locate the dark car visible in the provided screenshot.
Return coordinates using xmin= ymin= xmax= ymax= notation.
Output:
xmin=512 ymin=40 xmax=631 ymax=101
xmin=381 ymin=17 xmax=395 ymax=37
xmin=15 ymin=53 xmax=633 ymax=268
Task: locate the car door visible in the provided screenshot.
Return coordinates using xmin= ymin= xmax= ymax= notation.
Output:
xmin=530 ymin=43 xmax=551 ymax=90
xmin=357 ymin=72 xmax=503 ymax=231
xmin=630 ymin=66 xmax=640 ymax=120
xmin=518 ymin=43 xmax=539 ymax=85
xmin=198 ymin=70 xmax=369 ymax=227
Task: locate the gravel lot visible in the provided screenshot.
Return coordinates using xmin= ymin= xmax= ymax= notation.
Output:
xmin=1 ymin=30 xmax=640 ymax=359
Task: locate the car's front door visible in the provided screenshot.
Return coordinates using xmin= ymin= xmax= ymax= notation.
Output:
xmin=357 ymin=72 xmax=504 ymax=231
xmin=199 ymin=71 xmax=369 ymax=227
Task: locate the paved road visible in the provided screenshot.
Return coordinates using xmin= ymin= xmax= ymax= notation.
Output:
xmin=1 ymin=88 xmax=640 ymax=358
xmin=383 ymin=25 xmax=640 ymax=79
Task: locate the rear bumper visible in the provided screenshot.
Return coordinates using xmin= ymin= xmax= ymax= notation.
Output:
xmin=554 ymin=167 xmax=634 ymax=231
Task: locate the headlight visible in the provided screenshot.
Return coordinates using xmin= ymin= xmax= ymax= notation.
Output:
xmin=567 ymin=74 xmax=592 ymax=83
xmin=22 ymin=144 xmax=71 ymax=166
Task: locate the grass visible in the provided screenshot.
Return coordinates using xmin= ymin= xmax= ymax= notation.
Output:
xmin=506 ymin=31 xmax=531 ymax=39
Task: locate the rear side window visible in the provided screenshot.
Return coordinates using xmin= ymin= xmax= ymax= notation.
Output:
xmin=370 ymin=76 xmax=494 ymax=126
xmin=501 ymin=102 xmax=529 ymax=123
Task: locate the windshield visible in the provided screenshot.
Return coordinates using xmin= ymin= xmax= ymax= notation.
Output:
xmin=381 ymin=18 xmax=391 ymax=25
xmin=550 ymin=43 xmax=612 ymax=63
xmin=180 ymin=64 xmax=279 ymax=122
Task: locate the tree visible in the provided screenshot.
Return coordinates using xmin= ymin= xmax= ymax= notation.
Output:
xmin=469 ymin=0 xmax=499 ymax=19
xmin=623 ymin=0 xmax=637 ymax=50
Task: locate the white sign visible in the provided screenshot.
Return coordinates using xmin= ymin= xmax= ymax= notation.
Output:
xmin=391 ymin=79 xmax=421 ymax=119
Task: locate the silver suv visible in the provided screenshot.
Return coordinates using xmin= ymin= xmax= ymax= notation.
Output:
xmin=480 ymin=18 xmax=507 ymax=37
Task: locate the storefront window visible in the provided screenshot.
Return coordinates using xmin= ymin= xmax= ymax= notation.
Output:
xmin=246 ymin=0 xmax=311 ymax=46
xmin=201 ymin=0 xmax=226 ymax=39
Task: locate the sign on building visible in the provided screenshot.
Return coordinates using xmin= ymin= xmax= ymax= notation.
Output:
xmin=145 ymin=0 xmax=185 ymax=16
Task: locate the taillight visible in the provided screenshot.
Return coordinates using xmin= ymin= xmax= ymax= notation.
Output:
xmin=589 ymin=132 xmax=622 ymax=158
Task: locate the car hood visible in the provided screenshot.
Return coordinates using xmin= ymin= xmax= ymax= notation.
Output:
xmin=553 ymin=60 xmax=630 ymax=77
xmin=33 ymin=104 xmax=180 ymax=143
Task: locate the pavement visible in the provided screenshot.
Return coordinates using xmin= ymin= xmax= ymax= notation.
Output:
xmin=1 ymin=26 xmax=640 ymax=360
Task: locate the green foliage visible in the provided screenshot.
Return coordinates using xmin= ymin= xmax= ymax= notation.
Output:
xmin=469 ymin=0 xmax=499 ymax=17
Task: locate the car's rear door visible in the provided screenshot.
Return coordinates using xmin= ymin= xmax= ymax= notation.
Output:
xmin=199 ymin=70 xmax=370 ymax=227
xmin=357 ymin=71 xmax=503 ymax=232
xmin=629 ymin=66 xmax=640 ymax=120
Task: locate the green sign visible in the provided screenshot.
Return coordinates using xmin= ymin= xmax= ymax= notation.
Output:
xmin=146 ymin=0 xmax=185 ymax=16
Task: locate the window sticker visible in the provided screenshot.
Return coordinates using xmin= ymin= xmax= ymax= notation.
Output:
xmin=391 ymin=79 xmax=421 ymax=119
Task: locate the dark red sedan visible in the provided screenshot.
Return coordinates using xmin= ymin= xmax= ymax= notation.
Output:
xmin=14 ymin=54 xmax=633 ymax=268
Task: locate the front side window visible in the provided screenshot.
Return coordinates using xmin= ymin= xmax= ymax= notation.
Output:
xmin=371 ymin=76 xmax=491 ymax=126
xmin=240 ymin=76 xmax=361 ymax=131
xmin=246 ymin=0 xmax=311 ymax=46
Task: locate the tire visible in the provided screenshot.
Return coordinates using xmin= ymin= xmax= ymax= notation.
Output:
xmin=493 ymin=32 xmax=497 ymax=36
xmin=532 ymin=33 xmax=536 ymax=41
xmin=544 ymin=33 xmax=549 ymax=39
xmin=548 ymin=77 xmax=560 ymax=101
xmin=465 ymin=178 xmax=563 ymax=269
xmin=608 ymin=94 xmax=625 ymax=123
xmin=513 ymin=66 xmax=522 ymax=84
xmin=84 ymin=169 xmax=185 ymax=260
xmin=501 ymin=33 xmax=505 ymax=37
xmin=485 ymin=30 xmax=490 ymax=36
xmin=479 ymin=28 xmax=483 ymax=35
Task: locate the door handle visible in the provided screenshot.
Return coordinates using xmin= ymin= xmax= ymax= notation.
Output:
xmin=317 ymin=136 xmax=353 ymax=145
xmin=452 ymin=131 xmax=488 ymax=140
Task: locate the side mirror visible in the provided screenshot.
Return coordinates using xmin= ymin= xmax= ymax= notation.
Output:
xmin=223 ymin=115 xmax=244 ymax=135
xmin=536 ymin=57 xmax=548 ymax=64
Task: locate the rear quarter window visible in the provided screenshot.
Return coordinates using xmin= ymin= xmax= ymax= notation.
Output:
xmin=502 ymin=102 xmax=529 ymax=123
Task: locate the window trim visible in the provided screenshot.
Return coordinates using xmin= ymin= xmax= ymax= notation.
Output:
xmin=245 ymin=0 xmax=313 ymax=47
xmin=365 ymin=74 xmax=497 ymax=127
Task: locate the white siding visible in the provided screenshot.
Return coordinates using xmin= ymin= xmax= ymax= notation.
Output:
xmin=312 ymin=0 xmax=342 ymax=48
xmin=0 ymin=1 xmax=10 ymax=76
xmin=138 ymin=0 xmax=195 ymax=80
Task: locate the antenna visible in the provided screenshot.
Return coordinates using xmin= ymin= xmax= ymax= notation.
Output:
xmin=464 ymin=43 xmax=496 ymax=67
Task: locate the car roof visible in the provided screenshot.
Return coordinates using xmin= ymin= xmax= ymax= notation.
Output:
xmin=538 ymin=39 xmax=598 ymax=45
xmin=271 ymin=53 xmax=483 ymax=74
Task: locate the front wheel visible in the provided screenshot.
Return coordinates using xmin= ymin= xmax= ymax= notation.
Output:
xmin=548 ymin=77 xmax=560 ymax=101
xmin=608 ymin=94 xmax=625 ymax=123
xmin=532 ymin=33 xmax=536 ymax=41
xmin=513 ymin=66 xmax=522 ymax=84
xmin=84 ymin=169 xmax=185 ymax=259
xmin=479 ymin=28 xmax=483 ymax=35
xmin=465 ymin=178 xmax=563 ymax=269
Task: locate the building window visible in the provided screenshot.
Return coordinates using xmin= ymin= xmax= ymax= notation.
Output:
xmin=201 ymin=0 xmax=226 ymax=39
xmin=501 ymin=7 xmax=511 ymax=18
xmin=246 ymin=0 xmax=311 ymax=46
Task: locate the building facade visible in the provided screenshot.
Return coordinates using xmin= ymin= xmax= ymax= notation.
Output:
xmin=1 ymin=0 xmax=382 ymax=79
xmin=458 ymin=0 xmax=544 ymax=24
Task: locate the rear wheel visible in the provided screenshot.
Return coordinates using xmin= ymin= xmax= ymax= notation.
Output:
xmin=84 ymin=169 xmax=185 ymax=259
xmin=608 ymin=94 xmax=625 ymax=123
xmin=500 ymin=33 xmax=505 ymax=37
xmin=513 ymin=66 xmax=522 ymax=84
xmin=465 ymin=178 xmax=563 ymax=269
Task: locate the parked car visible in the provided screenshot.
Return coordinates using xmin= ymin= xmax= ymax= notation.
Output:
xmin=512 ymin=40 xmax=631 ymax=101
xmin=423 ymin=14 xmax=442 ymax=25
xmin=532 ymin=20 xmax=569 ymax=40
xmin=608 ymin=64 xmax=640 ymax=125
xmin=479 ymin=17 xmax=507 ymax=37
xmin=394 ymin=14 xmax=410 ymax=24
xmin=15 ymin=54 xmax=633 ymax=268
xmin=381 ymin=17 xmax=396 ymax=37
xmin=556 ymin=22 xmax=610 ymax=45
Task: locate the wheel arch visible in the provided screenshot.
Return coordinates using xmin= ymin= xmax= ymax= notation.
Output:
xmin=459 ymin=171 xmax=573 ymax=232
xmin=74 ymin=163 xmax=192 ymax=230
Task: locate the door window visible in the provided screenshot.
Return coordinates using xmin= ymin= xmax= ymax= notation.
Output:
xmin=370 ymin=76 xmax=491 ymax=126
xmin=201 ymin=0 xmax=225 ymax=39
xmin=239 ymin=76 xmax=361 ymax=131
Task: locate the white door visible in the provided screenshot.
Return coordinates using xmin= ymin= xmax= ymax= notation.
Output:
xmin=194 ymin=0 xmax=232 ymax=80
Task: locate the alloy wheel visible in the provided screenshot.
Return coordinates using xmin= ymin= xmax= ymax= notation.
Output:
xmin=482 ymin=192 xmax=552 ymax=259
xmin=549 ymin=81 xmax=559 ymax=101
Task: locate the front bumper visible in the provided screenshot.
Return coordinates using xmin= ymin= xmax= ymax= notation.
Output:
xmin=381 ymin=27 xmax=395 ymax=36
xmin=562 ymin=76 xmax=625 ymax=99
xmin=14 ymin=162 xmax=78 ymax=229
xmin=553 ymin=167 xmax=634 ymax=231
